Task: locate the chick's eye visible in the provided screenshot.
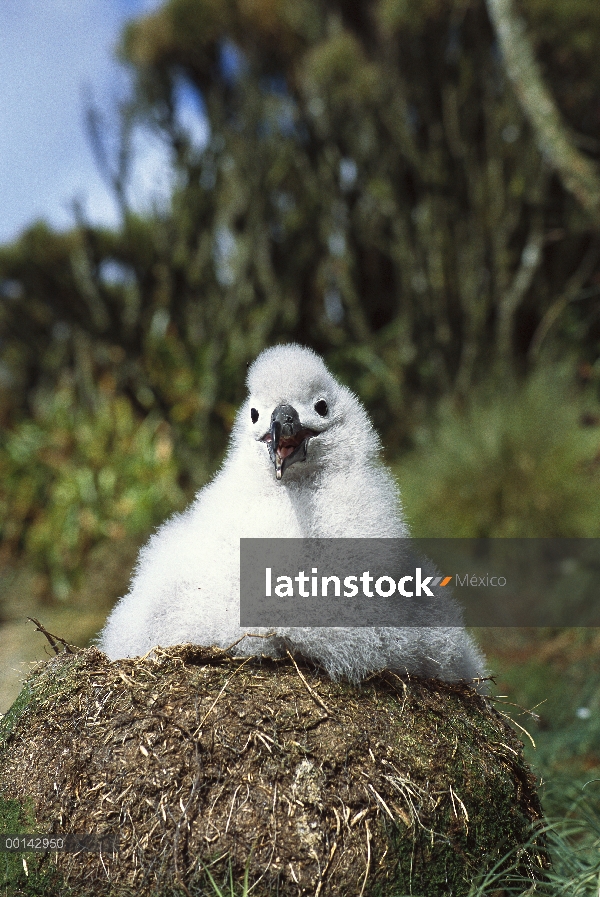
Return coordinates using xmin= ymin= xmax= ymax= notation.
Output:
xmin=251 ymin=408 xmax=259 ymax=423
xmin=314 ymin=400 xmax=328 ymax=417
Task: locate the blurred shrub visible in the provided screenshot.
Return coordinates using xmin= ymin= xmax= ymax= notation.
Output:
xmin=483 ymin=630 xmax=600 ymax=794
xmin=0 ymin=385 xmax=184 ymax=601
xmin=397 ymin=371 xmax=600 ymax=537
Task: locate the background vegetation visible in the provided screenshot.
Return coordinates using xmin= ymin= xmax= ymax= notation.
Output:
xmin=1 ymin=0 xmax=600 ymax=890
xmin=2 ymin=0 xmax=600 ymax=597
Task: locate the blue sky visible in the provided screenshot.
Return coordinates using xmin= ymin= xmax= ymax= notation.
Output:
xmin=0 ymin=0 xmax=206 ymax=245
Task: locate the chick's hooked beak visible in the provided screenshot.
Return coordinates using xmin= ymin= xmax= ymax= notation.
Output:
xmin=262 ymin=404 xmax=317 ymax=480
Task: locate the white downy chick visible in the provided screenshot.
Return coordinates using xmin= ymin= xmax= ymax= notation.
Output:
xmin=98 ymin=344 xmax=485 ymax=684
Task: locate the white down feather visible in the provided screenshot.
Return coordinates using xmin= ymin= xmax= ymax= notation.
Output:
xmin=98 ymin=344 xmax=485 ymax=684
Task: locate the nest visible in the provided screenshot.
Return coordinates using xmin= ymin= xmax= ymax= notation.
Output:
xmin=0 ymin=644 xmax=547 ymax=896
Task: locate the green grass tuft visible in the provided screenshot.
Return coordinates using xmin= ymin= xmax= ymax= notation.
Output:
xmin=0 ymin=796 xmax=70 ymax=897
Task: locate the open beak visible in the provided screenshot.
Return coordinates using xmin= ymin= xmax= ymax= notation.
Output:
xmin=262 ymin=404 xmax=317 ymax=480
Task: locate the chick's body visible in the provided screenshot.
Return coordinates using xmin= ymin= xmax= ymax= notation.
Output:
xmin=99 ymin=344 xmax=484 ymax=683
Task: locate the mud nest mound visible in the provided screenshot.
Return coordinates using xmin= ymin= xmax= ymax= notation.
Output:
xmin=0 ymin=645 xmax=546 ymax=896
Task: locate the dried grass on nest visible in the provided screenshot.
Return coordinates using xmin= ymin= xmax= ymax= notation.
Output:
xmin=0 ymin=642 xmax=548 ymax=896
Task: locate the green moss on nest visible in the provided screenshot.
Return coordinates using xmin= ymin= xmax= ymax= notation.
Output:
xmin=0 ymin=646 xmax=547 ymax=896
xmin=0 ymin=650 xmax=87 ymax=744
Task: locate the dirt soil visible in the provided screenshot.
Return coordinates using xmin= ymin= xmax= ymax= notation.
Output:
xmin=0 ymin=644 xmax=547 ymax=896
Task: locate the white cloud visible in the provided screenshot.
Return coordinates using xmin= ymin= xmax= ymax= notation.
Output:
xmin=127 ymin=128 xmax=176 ymax=215
xmin=173 ymin=76 xmax=211 ymax=152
